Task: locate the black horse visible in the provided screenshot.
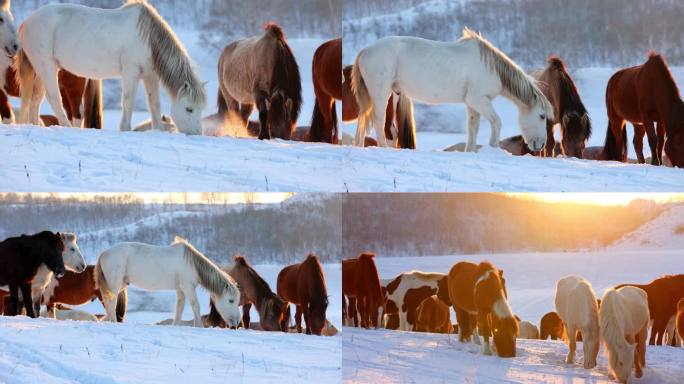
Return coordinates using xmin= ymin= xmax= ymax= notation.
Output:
xmin=0 ymin=231 xmax=66 ymax=318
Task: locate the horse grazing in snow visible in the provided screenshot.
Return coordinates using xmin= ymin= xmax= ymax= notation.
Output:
xmin=17 ymin=0 xmax=206 ymax=134
xmin=600 ymin=286 xmax=649 ymax=384
xmin=554 ymin=276 xmax=600 ymax=369
xmin=352 ymin=28 xmax=552 ymax=150
xmin=342 ymin=252 xmax=384 ymax=328
xmin=448 ymin=261 xmax=518 ymax=357
xmin=95 ymin=238 xmax=241 ymax=327
xmin=277 ymin=254 xmax=329 ymax=335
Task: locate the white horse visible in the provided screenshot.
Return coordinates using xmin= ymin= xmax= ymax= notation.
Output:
xmin=95 ymin=237 xmax=241 ymax=327
xmin=517 ymin=320 xmax=540 ymax=339
xmin=555 ymin=275 xmax=600 ymax=369
xmin=352 ymin=28 xmax=553 ymax=150
xmin=17 ymin=0 xmax=206 ymax=134
xmin=0 ymin=0 xmax=18 ymax=124
xmin=600 ymin=286 xmax=650 ymax=383
xmin=40 ymin=307 xmax=98 ymax=322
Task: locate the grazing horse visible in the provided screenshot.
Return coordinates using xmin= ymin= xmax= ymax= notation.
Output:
xmin=342 ymin=252 xmax=383 ymax=328
xmin=352 ymin=28 xmax=552 ymax=150
xmin=414 ymin=295 xmax=452 ymax=334
xmin=600 ymin=287 xmax=649 ymax=383
xmin=222 ymin=255 xmax=288 ymax=332
xmin=518 ymin=320 xmax=539 ymax=339
xmin=383 ymin=271 xmax=450 ymax=331
xmin=603 ymin=52 xmax=684 ymax=167
xmin=277 ymin=254 xmax=329 ymax=335
xmin=555 ymin=276 xmax=600 ymax=369
xmin=217 ymin=23 xmax=301 ymax=140
xmin=677 ymin=298 xmax=684 ymax=343
xmin=616 ymin=274 xmax=684 ymax=345
xmin=0 ymin=231 xmax=66 ymax=318
xmin=41 ymin=265 xmax=127 ymax=322
xmin=343 ymin=65 xmax=415 ymax=149
xmin=309 ymin=38 xmax=341 ymax=144
xmin=17 ymin=1 xmax=206 ymax=134
xmin=540 ymin=311 xmax=565 ymax=340
xmin=95 ymin=237 xmax=241 ymax=327
xmin=448 ymin=261 xmax=518 ymax=357
xmin=530 ymin=57 xmax=591 ymax=158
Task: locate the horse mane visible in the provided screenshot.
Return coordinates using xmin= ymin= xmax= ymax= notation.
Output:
xmin=547 ymin=56 xmax=591 ymax=136
xmin=647 ymin=51 xmax=681 ymax=99
xmin=233 ymin=255 xmax=275 ymax=298
xmin=600 ymin=288 xmax=629 ymax=354
xmin=266 ymin=23 xmax=302 ymax=125
xmin=462 ymin=28 xmax=552 ymax=114
xmin=133 ymin=1 xmax=206 ymax=104
xmin=303 ymin=254 xmax=328 ymax=305
xmin=173 ymin=237 xmax=237 ymax=296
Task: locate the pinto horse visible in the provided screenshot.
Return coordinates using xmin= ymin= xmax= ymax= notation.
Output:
xmin=277 ymin=254 xmax=328 ymax=335
xmin=342 ymin=252 xmax=383 ymax=328
xmin=383 ymin=271 xmax=450 ymax=331
xmin=343 ymin=65 xmax=415 ymax=149
xmin=448 ymin=261 xmax=518 ymax=357
xmin=217 ymin=23 xmax=301 ymax=140
xmin=309 ymin=38 xmax=341 ymax=144
xmin=18 ymin=1 xmax=206 ymax=134
xmin=0 ymin=231 xmax=66 ymax=318
xmin=352 ymin=29 xmax=552 ymax=150
xmin=616 ymin=274 xmax=684 ymax=345
xmin=603 ymin=52 xmax=684 ymax=167
xmin=530 ymin=57 xmax=591 ymax=158
xmin=222 ymin=255 xmax=289 ymax=331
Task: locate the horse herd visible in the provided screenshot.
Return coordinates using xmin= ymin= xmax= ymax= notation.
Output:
xmin=0 ymin=231 xmax=333 ymax=336
xmin=342 ymin=253 xmax=684 ymax=383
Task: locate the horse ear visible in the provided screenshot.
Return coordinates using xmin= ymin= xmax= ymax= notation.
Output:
xmin=285 ymin=98 xmax=293 ymax=114
xmin=178 ymin=81 xmax=191 ymax=97
xmin=0 ymin=0 xmax=8 ymax=10
xmin=581 ymin=113 xmax=589 ymax=127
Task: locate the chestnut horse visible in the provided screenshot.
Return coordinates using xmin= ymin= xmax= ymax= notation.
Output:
xmin=342 ymin=252 xmax=383 ymax=328
xmin=277 ymin=254 xmax=329 ymax=335
xmin=448 ymin=261 xmax=518 ymax=357
xmin=0 ymin=66 xmax=102 ymax=128
xmin=540 ymin=311 xmax=565 ymax=340
xmin=603 ymin=52 xmax=684 ymax=167
xmin=309 ymin=38 xmax=341 ymax=144
xmin=414 ymin=295 xmax=452 ymax=334
xmin=677 ymin=298 xmax=684 ymax=343
xmin=342 ymin=65 xmax=415 ymax=149
xmin=530 ymin=57 xmax=591 ymax=158
xmin=42 ymin=265 xmax=126 ymax=322
xmin=616 ymin=274 xmax=684 ymax=345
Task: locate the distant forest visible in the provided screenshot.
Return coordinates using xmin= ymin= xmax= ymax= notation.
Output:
xmin=342 ymin=193 xmax=663 ymax=257
xmin=343 ymin=0 xmax=684 ymax=67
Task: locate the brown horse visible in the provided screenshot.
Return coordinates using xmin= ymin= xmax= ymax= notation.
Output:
xmin=277 ymin=254 xmax=328 ymax=335
xmin=221 ymin=255 xmax=289 ymax=332
xmin=677 ymin=298 xmax=684 ymax=343
xmin=414 ymin=295 xmax=452 ymax=334
xmin=603 ymin=52 xmax=684 ymax=167
xmin=540 ymin=311 xmax=565 ymax=340
xmin=343 ymin=65 xmax=415 ymax=149
xmin=342 ymin=252 xmax=383 ymax=328
xmin=531 ymin=57 xmax=591 ymax=158
xmin=309 ymin=38 xmax=341 ymax=144
xmin=448 ymin=261 xmax=517 ymax=357
xmin=41 ymin=265 xmax=126 ymax=322
xmin=0 ymin=66 xmax=102 ymax=128
xmin=217 ymin=23 xmax=302 ymax=140
xmin=617 ymin=274 xmax=684 ymax=345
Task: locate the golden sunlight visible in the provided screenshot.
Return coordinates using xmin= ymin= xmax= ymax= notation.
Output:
xmin=507 ymin=193 xmax=684 ymax=206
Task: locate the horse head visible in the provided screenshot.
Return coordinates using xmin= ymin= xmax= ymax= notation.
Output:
xmin=609 ymin=341 xmax=636 ymax=383
xmin=43 ymin=232 xmax=66 ymax=278
xmin=260 ymin=295 xmax=289 ymax=332
xmin=665 ymin=104 xmax=684 ymax=167
xmin=0 ymin=0 xmax=18 ymax=58
xmin=308 ymin=294 xmax=329 ymax=335
xmin=561 ymin=112 xmax=591 ymax=158
xmin=265 ymin=89 xmax=295 ymax=139
xmin=170 ymin=81 xmax=205 ymax=135
xmin=60 ymin=233 xmax=86 ymax=273
xmin=518 ymin=93 xmax=552 ymax=152
xmin=211 ymin=283 xmax=242 ymax=328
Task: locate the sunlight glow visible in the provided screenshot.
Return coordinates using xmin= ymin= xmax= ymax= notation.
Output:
xmin=507 ymin=193 xmax=684 ymax=206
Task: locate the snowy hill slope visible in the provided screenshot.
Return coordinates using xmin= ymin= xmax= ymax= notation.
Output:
xmin=608 ymin=204 xmax=684 ymax=251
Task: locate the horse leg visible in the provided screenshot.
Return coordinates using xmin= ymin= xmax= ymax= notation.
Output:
xmin=0 ymin=89 xmax=13 ymax=123
xmin=29 ymin=80 xmax=45 ymax=126
xmin=38 ymin=64 xmax=71 ymax=127
xmin=31 ymin=284 xmax=42 ymax=317
xmin=468 ymin=97 xmax=502 ymax=149
xmin=477 ymin=312 xmax=493 ymax=355
xmin=641 ymin=121 xmax=659 ymax=165
xmin=543 ymin=121 xmax=555 ymax=157
xmin=185 ymin=287 xmax=202 ymax=328
xmin=565 ymin=325 xmax=576 ymax=364
xmin=465 ymin=107 xmax=482 ymax=152
xmin=454 ymin=307 xmax=471 ymax=343
xmin=47 ymin=303 xmax=57 ymax=318
xmin=242 ymin=303 xmax=252 ymax=329
xmin=654 ymin=316 xmax=668 ymax=345
xmin=255 ymin=91 xmax=271 ymax=140
xmin=294 ymin=304 xmax=303 ymax=333
xmin=348 ymin=297 xmax=358 ymax=327
xmin=635 ymin=324 xmax=648 ymax=377
xmin=173 ymin=288 xmax=186 ymax=326
xmin=142 ymin=74 xmax=163 ymax=131
xmin=6 ymin=284 xmax=19 ymax=316
xmin=633 ymin=124 xmax=647 ymax=164
xmin=119 ymin=73 xmax=139 ymax=132
xmin=656 ymin=120 xmax=666 ymax=166
xmin=19 ymin=284 xmax=35 ymax=318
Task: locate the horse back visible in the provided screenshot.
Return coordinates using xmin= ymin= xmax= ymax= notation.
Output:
xmin=447 ymin=261 xmax=478 ymax=313
xmin=276 ymin=263 xmax=300 ymax=304
xmin=313 ymin=38 xmax=342 ymax=100
xmin=606 ymin=66 xmax=643 ymax=121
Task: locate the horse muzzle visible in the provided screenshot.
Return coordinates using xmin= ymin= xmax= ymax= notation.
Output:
xmin=4 ymin=43 xmax=18 ymax=58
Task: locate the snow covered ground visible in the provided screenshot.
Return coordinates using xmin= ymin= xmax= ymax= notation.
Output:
xmin=343 ymin=205 xmax=684 ymax=383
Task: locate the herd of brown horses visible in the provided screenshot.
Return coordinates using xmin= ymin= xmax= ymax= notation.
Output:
xmin=342 ymin=253 xmax=684 ymax=357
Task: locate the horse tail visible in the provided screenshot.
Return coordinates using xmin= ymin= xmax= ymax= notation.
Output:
xmin=83 ymin=79 xmax=103 ymax=129
xmin=15 ymin=49 xmax=35 ymax=124
xmin=602 ymin=121 xmax=627 ymax=161
xmin=115 ymin=289 xmax=127 ymax=322
xmin=94 ymin=257 xmax=115 ymax=301
xmin=309 ymin=99 xmax=325 ymax=142
xmin=351 ymin=56 xmax=372 ymax=146
xmin=217 ymin=88 xmax=228 ymax=118
xmin=395 ymin=94 xmax=416 ymax=149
